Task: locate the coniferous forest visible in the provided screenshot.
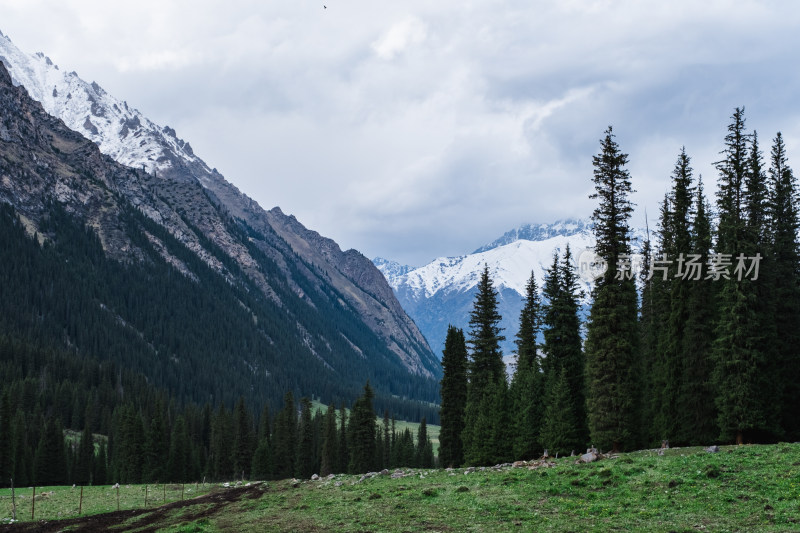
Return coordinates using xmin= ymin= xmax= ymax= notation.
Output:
xmin=439 ymin=108 xmax=800 ymax=467
xmin=2 ymin=107 xmax=799 ymax=486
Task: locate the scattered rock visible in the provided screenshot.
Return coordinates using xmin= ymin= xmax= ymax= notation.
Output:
xmin=705 ymin=445 xmax=720 ymax=453
xmin=580 ymin=452 xmax=598 ymax=463
xmin=380 ymin=469 xmax=389 ymax=475
xmin=311 ymin=474 xmax=320 ymax=481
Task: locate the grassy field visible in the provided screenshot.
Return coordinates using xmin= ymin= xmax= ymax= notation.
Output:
xmin=2 ymin=443 xmax=799 ymax=532
xmin=0 ymin=482 xmax=215 ymax=525
xmin=310 ymin=400 xmax=441 ymax=453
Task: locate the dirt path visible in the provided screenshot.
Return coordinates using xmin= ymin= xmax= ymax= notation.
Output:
xmin=1 ymin=483 xmax=268 ymax=532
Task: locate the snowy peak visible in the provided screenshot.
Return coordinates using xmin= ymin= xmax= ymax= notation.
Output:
xmin=373 ymin=257 xmax=414 ymax=283
xmin=473 ymin=218 xmax=592 ymax=254
xmin=398 ymin=232 xmax=595 ymax=300
xmin=0 ymin=31 xmax=202 ymax=179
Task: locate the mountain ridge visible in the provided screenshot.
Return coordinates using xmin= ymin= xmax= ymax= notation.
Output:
xmin=0 ymin=30 xmax=439 ymax=380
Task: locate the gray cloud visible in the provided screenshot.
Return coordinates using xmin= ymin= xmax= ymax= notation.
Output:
xmin=2 ymin=0 xmax=800 ymax=265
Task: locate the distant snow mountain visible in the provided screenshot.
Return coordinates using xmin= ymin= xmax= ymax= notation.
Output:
xmin=375 ymin=219 xmax=645 ymax=361
xmin=375 ymin=219 xmax=596 ymax=359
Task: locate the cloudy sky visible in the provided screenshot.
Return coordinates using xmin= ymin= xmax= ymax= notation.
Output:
xmin=2 ymin=1 xmax=799 ymax=265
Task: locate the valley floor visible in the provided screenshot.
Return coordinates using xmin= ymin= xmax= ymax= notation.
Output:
xmin=2 ymin=443 xmax=799 ymax=532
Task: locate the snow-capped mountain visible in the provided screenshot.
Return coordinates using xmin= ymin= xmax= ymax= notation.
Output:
xmin=0 ymin=29 xmax=440 ymax=385
xmin=375 ymin=220 xmax=645 ymax=361
xmin=374 ymin=219 xmax=595 ymax=359
xmin=0 ymin=30 xmax=200 ymax=181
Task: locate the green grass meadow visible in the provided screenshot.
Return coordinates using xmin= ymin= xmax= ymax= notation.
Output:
xmin=3 ymin=443 xmax=799 ymax=531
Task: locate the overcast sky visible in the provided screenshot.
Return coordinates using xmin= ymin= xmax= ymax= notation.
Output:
xmin=2 ymin=1 xmax=800 ymax=265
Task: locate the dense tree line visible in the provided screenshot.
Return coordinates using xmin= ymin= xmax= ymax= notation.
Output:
xmin=0 ymin=362 xmax=434 ymax=487
xmin=440 ymin=109 xmax=800 ymax=465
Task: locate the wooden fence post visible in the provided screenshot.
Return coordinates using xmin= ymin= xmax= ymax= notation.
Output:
xmin=10 ymin=478 xmax=15 ymax=521
xmin=181 ymin=483 xmax=184 ymax=501
xmin=144 ymin=485 xmax=148 ymax=508
xmin=116 ymin=485 xmax=120 ymax=511
xmin=31 ymin=486 xmax=35 ymax=521
xmin=163 ymin=483 xmax=166 ymax=504
xmin=79 ymin=486 xmax=83 ymax=515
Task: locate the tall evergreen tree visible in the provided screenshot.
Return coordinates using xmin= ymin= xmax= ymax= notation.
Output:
xmin=463 ymin=266 xmax=506 ymax=464
xmin=713 ymin=109 xmax=774 ymax=444
xmin=584 ymin=126 xmax=641 ymax=452
xmin=467 ymin=265 xmax=506 ymax=395
xmin=438 ymin=326 xmax=468 ymax=468
xmin=540 ymin=368 xmax=577 ymax=456
xmin=11 ymin=411 xmax=31 ymax=487
xmin=541 ymin=246 xmax=586 ymax=451
xmin=167 ymin=416 xmax=192 ymax=483
xmin=337 ymin=404 xmax=348 ymax=475
xmin=33 ymin=417 xmax=68 ymax=485
xmin=416 ymin=417 xmax=434 ymax=468
xmin=273 ymin=392 xmax=297 ymax=479
xmin=348 ymin=382 xmax=376 ymax=474
xmin=767 ymin=132 xmax=800 ymax=440
xmin=211 ymin=404 xmax=233 ymax=480
xmin=0 ymin=390 xmax=11 ymax=485
xmin=320 ymin=404 xmax=338 ymax=477
xmin=510 ymin=272 xmax=544 ymax=460
xmin=677 ymin=176 xmax=717 ymax=444
xmin=251 ymin=405 xmax=273 ymax=480
xmin=295 ymin=398 xmax=315 ymax=479
xmin=232 ymin=398 xmax=254 ymax=480
xmin=143 ymin=405 xmax=169 ymax=483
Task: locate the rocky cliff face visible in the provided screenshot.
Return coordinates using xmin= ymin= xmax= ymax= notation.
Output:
xmin=0 ymin=31 xmax=439 ymax=379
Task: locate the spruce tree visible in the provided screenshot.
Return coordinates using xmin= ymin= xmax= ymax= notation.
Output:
xmin=416 ymin=417 xmax=434 ymax=468
xmin=541 ymin=246 xmax=587 ymax=451
xmin=463 ymin=266 xmax=506 ymax=464
xmin=540 ymin=368 xmax=577 ymax=456
xmin=273 ymin=392 xmax=297 ymax=479
xmin=251 ymin=405 xmax=273 ymax=480
xmin=584 ymin=126 xmax=641 ymax=452
xmin=510 ymin=272 xmax=544 ymax=460
xmin=232 ymin=398 xmax=254 ymax=480
xmin=320 ymin=404 xmax=338 ymax=477
xmin=33 ymin=417 xmax=68 ymax=485
xmin=337 ymin=404 xmax=348 ymax=474
xmin=348 ymin=382 xmax=376 ymax=474
xmin=438 ymin=326 xmax=468 ymax=468
xmin=167 ymin=416 xmax=191 ymax=483
xmin=677 ymin=176 xmax=717 ymax=444
xmin=0 ymin=390 xmax=11 ymax=485
xmin=11 ymin=411 xmax=30 ymax=486
xmin=295 ymin=398 xmax=315 ymax=479
xmin=211 ymin=404 xmax=233 ymax=480
xmin=767 ymin=132 xmax=800 ymax=440
xmin=713 ymin=109 xmax=774 ymax=444
xmin=467 ymin=265 xmax=506 ymax=395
